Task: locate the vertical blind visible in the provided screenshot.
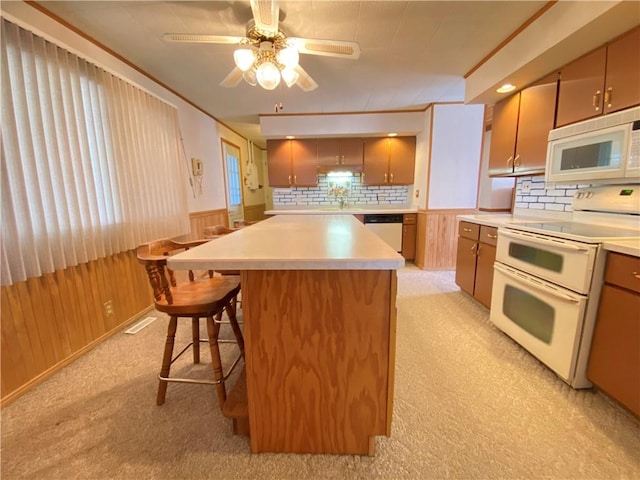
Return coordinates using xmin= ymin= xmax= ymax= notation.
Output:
xmin=1 ymin=19 xmax=189 ymax=286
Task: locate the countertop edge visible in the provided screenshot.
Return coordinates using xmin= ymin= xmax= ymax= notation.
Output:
xmin=602 ymin=240 xmax=640 ymax=257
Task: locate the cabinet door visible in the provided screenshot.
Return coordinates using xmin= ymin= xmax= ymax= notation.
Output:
xmin=604 ymin=27 xmax=640 ymax=115
xmin=556 ymin=46 xmax=606 ymax=127
xmin=291 ymin=139 xmax=318 ymax=186
xmin=514 ymin=73 xmax=558 ymax=175
xmin=587 ymin=284 xmax=640 ymax=416
xmin=363 ymin=138 xmax=390 ymax=185
xmin=389 ymin=137 xmax=416 ymax=185
xmin=455 ymin=236 xmax=477 ymax=296
xmin=316 ymin=138 xmax=341 ymax=166
xmin=488 ymin=93 xmax=520 ymax=176
xmin=473 ymin=242 xmax=496 ymax=308
xmin=401 ymin=223 xmax=417 ymax=260
xmin=339 ymin=138 xmax=364 ymax=166
xmin=267 ymin=139 xmax=292 ymax=187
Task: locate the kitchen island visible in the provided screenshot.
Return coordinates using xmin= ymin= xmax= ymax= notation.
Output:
xmin=167 ymin=214 xmax=404 ymax=455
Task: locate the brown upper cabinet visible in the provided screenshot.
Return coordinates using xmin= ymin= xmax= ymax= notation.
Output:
xmin=316 ymin=138 xmax=363 ymax=167
xmin=488 ymin=72 xmax=558 ymax=177
xmin=362 ymin=136 xmax=416 ymax=185
xmin=556 ymin=27 xmax=640 ymax=127
xmin=267 ymin=139 xmax=318 ymax=187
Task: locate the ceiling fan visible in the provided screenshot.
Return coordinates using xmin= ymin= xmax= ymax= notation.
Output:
xmin=162 ymin=0 xmax=360 ymax=92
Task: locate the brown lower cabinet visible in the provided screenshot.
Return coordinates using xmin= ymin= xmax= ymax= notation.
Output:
xmin=402 ymin=213 xmax=417 ymax=261
xmin=587 ymin=252 xmax=640 ymax=416
xmin=454 ymin=221 xmax=497 ymax=308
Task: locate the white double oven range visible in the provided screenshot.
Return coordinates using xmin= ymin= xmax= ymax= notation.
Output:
xmin=490 ymin=185 xmax=639 ymax=389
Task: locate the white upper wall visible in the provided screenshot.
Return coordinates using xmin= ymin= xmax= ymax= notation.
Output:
xmin=428 ymin=104 xmax=485 ymax=210
xmin=260 ymin=111 xmax=425 ymax=138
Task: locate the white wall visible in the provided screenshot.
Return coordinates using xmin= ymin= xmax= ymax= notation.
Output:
xmin=477 ymin=130 xmax=515 ymax=210
xmin=427 ymin=104 xmax=485 ymax=209
xmin=1 ymin=1 xmax=254 ymax=215
xmin=414 ymin=106 xmax=433 ymax=210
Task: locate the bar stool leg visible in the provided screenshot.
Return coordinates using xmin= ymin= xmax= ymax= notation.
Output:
xmin=157 ymin=316 xmax=178 ymax=405
xmin=226 ymin=299 xmax=245 ymax=358
xmin=192 ymin=317 xmax=200 ymax=364
xmin=206 ymin=313 xmax=227 ymax=409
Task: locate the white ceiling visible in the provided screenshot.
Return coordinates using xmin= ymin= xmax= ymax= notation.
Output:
xmin=8 ymin=1 xmax=582 ymax=146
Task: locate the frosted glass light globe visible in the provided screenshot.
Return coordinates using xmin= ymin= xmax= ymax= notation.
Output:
xmin=233 ymin=48 xmax=255 ymax=72
xmin=277 ymin=47 xmax=299 ymax=69
xmin=281 ymin=67 xmax=299 ymax=87
xmin=256 ymin=61 xmax=281 ymax=90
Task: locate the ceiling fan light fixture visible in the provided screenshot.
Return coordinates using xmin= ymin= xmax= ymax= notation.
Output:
xmin=242 ymin=68 xmax=258 ymax=86
xmin=233 ymin=47 xmax=256 ymax=72
xmin=256 ymin=61 xmax=281 ymax=90
xmin=277 ymin=46 xmax=299 ymax=69
xmin=281 ymin=67 xmax=299 ymax=87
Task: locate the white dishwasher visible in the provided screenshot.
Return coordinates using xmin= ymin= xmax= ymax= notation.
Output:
xmin=363 ymin=214 xmax=404 ymax=252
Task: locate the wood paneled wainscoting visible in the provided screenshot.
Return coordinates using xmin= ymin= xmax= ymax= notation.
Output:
xmin=1 ymin=250 xmax=153 ymax=406
xmin=243 ymin=203 xmax=266 ymax=223
xmin=415 ymin=209 xmax=478 ymax=270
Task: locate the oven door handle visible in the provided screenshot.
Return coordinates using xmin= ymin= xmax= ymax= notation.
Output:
xmin=494 ymin=263 xmax=582 ymax=303
xmin=499 ymin=229 xmax=590 ymax=252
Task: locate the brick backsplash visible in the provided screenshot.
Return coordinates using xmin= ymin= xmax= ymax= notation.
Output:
xmin=514 ymin=176 xmax=587 ymax=212
xmin=273 ymin=173 xmax=409 ymax=207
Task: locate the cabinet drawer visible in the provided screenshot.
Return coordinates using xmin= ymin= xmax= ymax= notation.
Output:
xmin=479 ymin=226 xmax=498 ymax=246
xmin=605 ymin=252 xmax=640 ymax=294
xmin=403 ymin=213 xmax=417 ymax=225
xmin=459 ymin=221 xmax=480 ymax=240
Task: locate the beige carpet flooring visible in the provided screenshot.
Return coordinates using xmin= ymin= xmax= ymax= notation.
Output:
xmin=1 ymin=267 xmax=639 ymax=479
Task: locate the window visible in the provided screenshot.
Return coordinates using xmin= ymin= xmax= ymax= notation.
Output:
xmin=1 ymin=19 xmax=189 ymax=286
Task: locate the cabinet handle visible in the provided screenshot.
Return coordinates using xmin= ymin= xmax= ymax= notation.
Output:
xmin=335 ymin=155 xmax=339 ymax=165
xmin=463 ymin=227 xmax=473 ymax=232
xmin=384 ymin=173 xmax=388 ymax=183
xmin=341 ymin=155 xmax=345 ymax=164
xmin=632 ymin=271 xmax=640 ymax=280
xmin=486 ymin=233 xmax=497 ymax=239
xmin=294 ymin=175 xmax=297 ymax=184
xmin=288 ymin=174 xmax=291 ymax=185
xmin=471 ymin=244 xmax=476 ymax=256
xmin=390 ymin=172 xmax=394 ymax=183
xmin=506 ymin=156 xmax=513 ymax=167
xmin=513 ymin=154 xmax=520 ymax=167
xmin=592 ymin=90 xmax=601 ymax=111
xmin=604 ymin=87 xmax=613 ymax=108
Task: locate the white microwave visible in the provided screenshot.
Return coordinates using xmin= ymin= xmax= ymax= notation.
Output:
xmin=545 ymin=106 xmax=640 ymax=184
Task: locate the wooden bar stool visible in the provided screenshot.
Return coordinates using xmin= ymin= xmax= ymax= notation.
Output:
xmin=136 ymin=239 xmax=244 ymax=409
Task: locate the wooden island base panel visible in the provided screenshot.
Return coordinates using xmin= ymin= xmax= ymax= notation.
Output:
xmin=242 ymin=269 xmax=397 ymax=455
xmin=167 ymin=214 xmax=404 ymax=455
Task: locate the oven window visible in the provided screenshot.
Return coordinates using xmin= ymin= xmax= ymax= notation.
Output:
xmin=508 ymin=243 xmax=563 ymax=272
xmin=503 ymin=285 xmax=554 ymax=344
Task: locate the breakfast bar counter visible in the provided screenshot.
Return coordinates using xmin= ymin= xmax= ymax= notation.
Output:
xmin=167 ymin=215 xmax=404 ymax=455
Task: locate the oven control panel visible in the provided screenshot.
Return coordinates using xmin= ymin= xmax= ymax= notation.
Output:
xmin=573 ymin=185 xmax=640 ymax=214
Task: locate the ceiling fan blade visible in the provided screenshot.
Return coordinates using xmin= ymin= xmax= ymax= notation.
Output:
xmin=288 ymin=38 xmax=361 ymax=59
xmin=293 ymin=65 xmax=318 ymax=92
xmin=220 ymin=67 xmax=244 ymax=88
xmin=250 ymin=0 xmax=279 ymax=36
xmin=162 ymin=33 xmax=245 ymax=44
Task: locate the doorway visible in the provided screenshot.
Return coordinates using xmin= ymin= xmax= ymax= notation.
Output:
xmin=221 ymin=139 xmax=244 ymax=227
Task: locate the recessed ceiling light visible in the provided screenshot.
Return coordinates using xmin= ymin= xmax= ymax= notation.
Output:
xmin=388 ymin=132 xmax=398 ymax=137
xmin=496 ymin=83 xmax=516 ymax=93
xmin=285 ymin=135 xmax=295 ymax=139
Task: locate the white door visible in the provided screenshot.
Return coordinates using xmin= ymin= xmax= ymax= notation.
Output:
xmin=221 ymin=139 xmax=243 ymax=227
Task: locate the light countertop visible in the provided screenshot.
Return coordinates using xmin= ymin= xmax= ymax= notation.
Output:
xmin=457 ymin=211 xmax=571 ymax=228
xmin=265 ymin=205 xmax=418 ymax=215
xmin=168 ymin=214 xmax=405 ymax=271
xmin=603 ymin=239 xmax=640 ymax=257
